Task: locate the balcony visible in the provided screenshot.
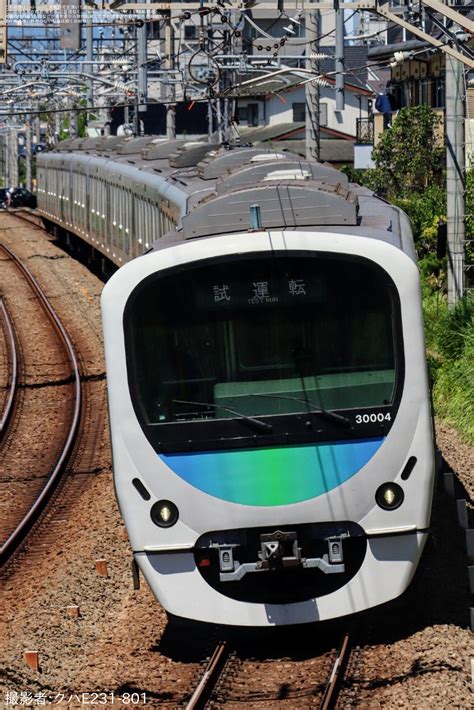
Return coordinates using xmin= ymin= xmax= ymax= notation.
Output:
xmin=356 ymin=117 xmax=374 ymax=145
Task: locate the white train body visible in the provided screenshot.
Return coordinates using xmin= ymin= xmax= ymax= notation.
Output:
xmin=38 ymin=137 xmax=436 ymax=626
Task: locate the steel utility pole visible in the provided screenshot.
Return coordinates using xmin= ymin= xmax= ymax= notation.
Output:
xmin=54 ymin=111 xmax=61 ymax=143
xmin=306 ymin=9 xmax=320 ymax=161
xmin=9 ymin=128 xmax=18 ymax=187
xmin=165 ymin=14 xmax=176 ymax=139
xmin=0 ymin=134 xmax=5 ymax=186
xmin=136 ymin=20 xmax=147 ymax=136
xmin=0 ymin=0 xmax=7 ymax=64
xmin=25 ymin=118 xmax=32 ymax=190
xmin=86 ymin=24 xmax=94 ymax=119
xmin=445 ymin=56 xmax=465 ymax=307
xmin=34 ymin=117 xmax=41 ymax=146
xmin=335 ymin=7 xmax=345 ymax=111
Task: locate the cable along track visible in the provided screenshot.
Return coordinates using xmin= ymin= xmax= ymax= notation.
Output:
xmin=0 ymin=241 xmax=81 ymax=567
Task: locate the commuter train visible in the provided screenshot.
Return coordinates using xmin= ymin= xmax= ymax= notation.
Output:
xmin=37 ymin=136 xmax=436 ymax=626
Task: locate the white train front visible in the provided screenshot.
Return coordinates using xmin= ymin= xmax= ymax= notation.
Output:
xmin=38 ymin=139 xmax=436 ymax=626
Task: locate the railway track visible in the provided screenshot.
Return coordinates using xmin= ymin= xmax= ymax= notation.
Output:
xmin=0 ymin=240 xmax=81 ymax=567
xmin=0 ymin=297 xmax=18 ymax=437
xmin=185 ymin=631 xmax=353 ymax=710
xmin=6 ymin=207 xmax=46 ymax=231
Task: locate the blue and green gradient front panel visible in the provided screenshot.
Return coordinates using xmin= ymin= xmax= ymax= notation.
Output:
xmin=160 ymin=438 xmax=384 ymax=506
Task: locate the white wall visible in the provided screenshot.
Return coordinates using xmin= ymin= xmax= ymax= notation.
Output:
xmin=237 ymin=85 xmax=370 ymax=138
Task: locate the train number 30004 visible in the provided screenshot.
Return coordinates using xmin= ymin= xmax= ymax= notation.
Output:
xmin=354 ymin=412 xmax=392 ymax=424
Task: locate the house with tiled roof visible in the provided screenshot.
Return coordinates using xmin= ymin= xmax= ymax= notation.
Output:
xmin=234 ymin=46 xmax=375 ymax=145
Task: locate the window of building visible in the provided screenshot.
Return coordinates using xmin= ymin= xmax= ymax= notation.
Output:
xmin=292 ymin=102 xmax=327 ymax=125
xmin=320 ymin=103 xmax=328 ymax=127
xmin=236 ymin=106 xmax=248 ymax=124
xmin=236 ymin=104 xmax=259 ymax=126
xmin=184 ymin=25 xmax=197 ymax=40
xmin=146 ymin=21 xmax=162 ymax=40
xmin=432 ymin=78 xmax=445 ymax=108
xmin=247 ymin=104 xmax=259 ymax=126
xmin=292 ymin=103 xmax=305 ymax=122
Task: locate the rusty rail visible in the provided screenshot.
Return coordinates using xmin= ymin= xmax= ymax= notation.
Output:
xmin=320 ymin=631 xmax=352 ymax=710
xmin=0 ymin=298 xmax=18 ymax=437
xmin=186 ymin=642 xmax=229 ymax=710
xmin=0 ymin=242 xmax=81 ymax=566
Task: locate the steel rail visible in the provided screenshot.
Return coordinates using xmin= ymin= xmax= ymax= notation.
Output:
xmin=186 ymin=642 xmax=229 ymax=710
xmin=320 ymin=631 xmax=351 ymax=710
xmin=0 ymin=242 xmax=82 ymax=567
xmin=0 ymin=298 xmax=18 ymax=437
xmin=7 ymin=208 xmax=46 ymax=231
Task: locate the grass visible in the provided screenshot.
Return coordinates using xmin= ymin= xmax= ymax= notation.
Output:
xmin=423 ymin=291 xmax=474 ymax=443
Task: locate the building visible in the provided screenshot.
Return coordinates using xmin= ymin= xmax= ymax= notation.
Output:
xmin=234 ymin=45 xmax=374 ymax=147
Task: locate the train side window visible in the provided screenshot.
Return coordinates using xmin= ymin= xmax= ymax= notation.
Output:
xmin=151 ymin=203 xmax=157 ymax=245
xmin=143 ymin=200 xmax=149 ymax=251
xmin=146 ymin=201 xmax=151 ymax=247
xmin=140 ymin=199 xmax=146 ymax=254
xmin=133 ymin=198 xmax=140 ymax=258
xmin=119 ymin=186 xmax=124 ymax=232
xmin=153 ymin=202 xmax=158 ymax=244
xmin=99 ymin=178 xmax=103 ymax=240
xmin=106 ymin=181 xmax=111 ymax=247
xmin=113 ymin=186 xmax=119 ymax=247
xmin=137 ymin=200 xmax=141 ymax=251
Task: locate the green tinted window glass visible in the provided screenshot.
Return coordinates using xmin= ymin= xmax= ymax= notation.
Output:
xmin=126 ymin=254 xmax=399 ymax=424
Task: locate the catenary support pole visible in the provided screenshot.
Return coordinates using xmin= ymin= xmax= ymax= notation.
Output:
xmin=335 ymin=7 xmax=345 ymax=111
xmin=165 ymin=14 xmax=176 ymax=139
xmin=25 ymin=118 xmax=32 ymax=191
xmin=445 ymin=56 xmax=466 ymax=306
xmin=86 ymin=24 xmax=94 ymax=120
xmin=9 ymin=128 xmax=18 ymax=187
xmin=306 ymin=10 xmax=320 ymax=161
xmin=137 ymin=20 xmax=147 ymax=135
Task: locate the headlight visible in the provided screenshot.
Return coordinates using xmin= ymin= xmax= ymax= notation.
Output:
xmin=150 ymin=500 xmax=179 ymax=527
xmin=375 ymin=483 xmax=404 ymax=510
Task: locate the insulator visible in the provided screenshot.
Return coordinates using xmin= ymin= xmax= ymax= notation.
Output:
xmin=310 ymin=77 xmax=330 ymax=87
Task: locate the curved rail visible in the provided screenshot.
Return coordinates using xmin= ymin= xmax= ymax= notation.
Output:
xmin=0 ymin=241 xmax=82 ymax=566
xmin=186 ymin=642 xmax=229 ymax=710
xmin=6 ymin=207 xmax=45 ymax=231
xmin=320 ymin=631 xmax=352 ymax=710
xmin=0 ymin=298 xmax=18 ymax=436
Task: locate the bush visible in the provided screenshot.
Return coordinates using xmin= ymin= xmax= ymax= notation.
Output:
xmin=423 ymin=293 xmax=474 ymax=442
xmin=433 ymin=330 xmax=474 ymax=441
xmin=436 ymin=296 xmax=474 ymax=360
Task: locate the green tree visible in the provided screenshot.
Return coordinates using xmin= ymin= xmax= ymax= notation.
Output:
xmin=368 ymin=105 xmax=445 ymax=198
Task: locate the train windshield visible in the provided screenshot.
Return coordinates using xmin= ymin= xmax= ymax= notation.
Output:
xmin=125 ymin=253 xmax=402 ymax=435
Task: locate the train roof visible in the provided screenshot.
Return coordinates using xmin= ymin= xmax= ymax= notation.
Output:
xmin=39 ymin=139 xmax=417 ymax=262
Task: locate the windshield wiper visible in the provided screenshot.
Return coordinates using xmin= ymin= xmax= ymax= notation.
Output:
xmin=172 ymin=399 xmax=273 ymax=433
xmin=247 ymin=393 xmax=352 ymax=427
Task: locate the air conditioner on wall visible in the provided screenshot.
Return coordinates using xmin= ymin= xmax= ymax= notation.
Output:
xmin=431 ymin=58 xmax=441 ymax=76
xmin=391 ymin=66 xmax=401 ymax=81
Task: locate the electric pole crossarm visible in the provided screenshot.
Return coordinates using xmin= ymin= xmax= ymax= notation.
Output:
xmin=376 ymin=3 xmax=474 ymax=68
